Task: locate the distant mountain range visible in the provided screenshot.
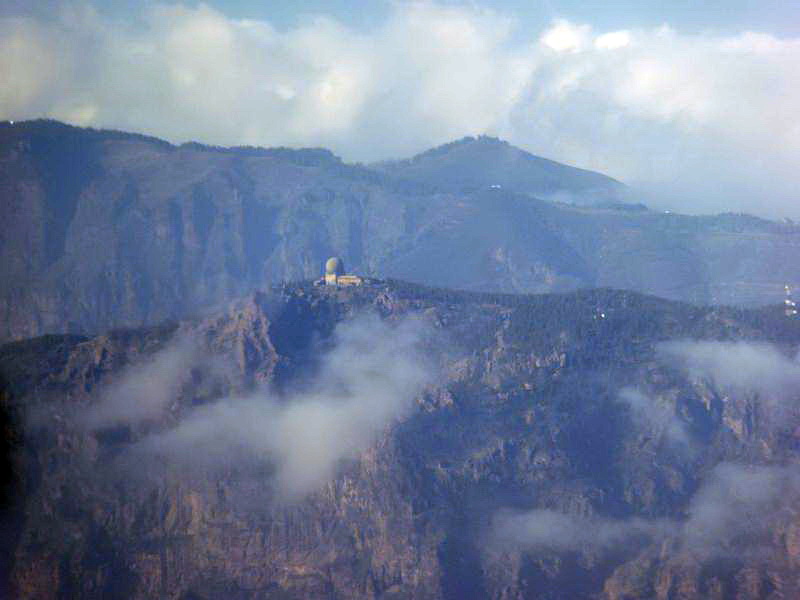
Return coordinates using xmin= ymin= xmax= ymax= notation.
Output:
xmin=1 ymin=119 xmax=799 ymax=341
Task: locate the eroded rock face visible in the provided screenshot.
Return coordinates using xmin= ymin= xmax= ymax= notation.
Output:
xmin=2 ymin=282 xmax=800 ymax=599
xmin=3 ymin=121 xmax=800 ymax=343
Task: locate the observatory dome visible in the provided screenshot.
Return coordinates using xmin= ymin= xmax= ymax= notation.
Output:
xmin=325 ymin=257 xmax=345 ymax=276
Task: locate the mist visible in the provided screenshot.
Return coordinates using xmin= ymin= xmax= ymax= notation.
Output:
xmin=491 ymin=508 xmax=665 ymax=554
xmin=491 ymin=462 xmax=800 ymax=557
xmin=1 ymin=2 xmax=799 ymax=218
xmin=683 ymin=462 xmax=800 ymax=553
xmin=658 ymin=340 xmax=800 ymax=405
xmin=82 ymin=335 xmax=200 ymax=430
xmin=617 ymin=387 xmax=690 ymax=447
xmin=120 ymin=314 xmax=433 ymax=499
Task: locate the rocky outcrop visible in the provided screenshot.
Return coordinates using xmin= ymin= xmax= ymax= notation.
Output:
xmin=2 ymin=282 xmax=800 ymax=598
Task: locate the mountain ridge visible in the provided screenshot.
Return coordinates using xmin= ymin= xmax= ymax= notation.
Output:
xmin=373 ymin=134 xmax=626 ymax=202
xmin=2 ymin=119 xmax=800 ymax=343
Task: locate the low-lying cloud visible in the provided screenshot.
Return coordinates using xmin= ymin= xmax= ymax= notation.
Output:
xmin=618 ymin=387 xmax=690 ymax=446
xmin=683 ymin=462 xmax=800 ymax=552
xmin=492 ymin=462 xmax=800 ymax=557
xmin=492 ymin=507 xmax=665 ymax=554
xmin=127 ymin=314 xmax=432 ymax=499
xmin=1 ymin=2 xmax=799 ymax=218
xmin=658 ymin=340 xmax=800 ymax=431
xmin=659 ymin=340 xmax=800 ymax=397
xmin=83 ymin=335 xmax=200 ymax=429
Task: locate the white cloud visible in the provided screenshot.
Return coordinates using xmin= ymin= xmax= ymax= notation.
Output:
xmin=683 ymin=463 xmax=800 ymax=551
xmin=659 ymin=340 xmax=800 ymax=398
xmin=83 ymin=335 xmax=201 ymax=429
xmin=133 ymin=314 xmax=433 ymax=499
xmin=618 ymin=387 xmax=690 ymax=446
xmin=594 ymin=30 xmax=631 ymax=50
xmin=1 ymin=2 xmax=799 ymax=217
xmin=492 ymin=507 xmax=665 ymax=553
xmin=540 ymin=20 xmax=591 ymax=53
xmin=657 ymin=339 xmax=800 ymax=436
xmin=491 ymin=463 xmax=800 ymax=557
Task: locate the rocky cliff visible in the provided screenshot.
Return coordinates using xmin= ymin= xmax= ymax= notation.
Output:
xmin=2 ymin=281 xmax=799 ymax=599
xmin=2 ymin=120 xmax=800 ymax=342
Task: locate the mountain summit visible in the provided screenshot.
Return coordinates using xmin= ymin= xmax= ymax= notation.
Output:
xmin=375 ymin=135 xmax=625 ymax=203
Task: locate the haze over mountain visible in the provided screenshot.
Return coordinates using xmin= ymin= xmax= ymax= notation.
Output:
xmin=2 ymin=119 xmax=800 ymax=342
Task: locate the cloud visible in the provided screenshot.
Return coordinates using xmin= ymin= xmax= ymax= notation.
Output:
xmin=658 ymin=340 xmax=800 ymax=399
xmin=83 ymin=334 xmax=201 ymax=429
xmin=594 ymin=30 xmax=632 ymax=50
xmin=1 ymin=3 xmax=799 ymax=217
xmin=491 ymin=462 xmax=800 ymax=558
xmin=132 ymin=314 xmax=433 ymax=499
xmin=540 ymin=20 xmax=591 ymax=53
xmin=683 ymin=462 xmax=800 ymax=552
xmin=657 ymin=339 xmax=800 ymax=439
xmin=617 ymin=387 xmax=690 ymax=446
xmin=491 ymin=508 xmax=665 ymax=554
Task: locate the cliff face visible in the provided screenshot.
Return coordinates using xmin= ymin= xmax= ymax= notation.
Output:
xmin=3 ymin=120 xmax=800 ymax=342
xmin=2 ymin=282 xmax=800 ymax=599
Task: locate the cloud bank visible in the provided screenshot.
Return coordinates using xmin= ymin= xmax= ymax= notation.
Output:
xmin=617 ymin=387 xmax=690 ymax=446
xmin=492 ymin=507 xmax=665 ymax=554
xmin=1 ymin=2 xmax=799 ymax=218
xmin=492 ymin=462 xmax=800 ymax=557
xmin=659 ymin=340 xmax=800 ymax=395
xmin=683 ymin=462 xmax=800 ymax=552
xmin=83 ymin=335 xmax=201 ymax=429
xmin=106 ymin=314 xmax=433 ymax=499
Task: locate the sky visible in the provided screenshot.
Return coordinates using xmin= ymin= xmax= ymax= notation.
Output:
xmin=1 ymin=1 xmax=799 ymax=218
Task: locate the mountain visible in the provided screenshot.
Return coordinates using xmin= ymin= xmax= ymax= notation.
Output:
xmin=2 ymin=281 xmax=799 ymax=599
xmin=2 ymin=120 xmax=800 ymax=342
xmin=373 ymin=135 xmax=626 ymax=203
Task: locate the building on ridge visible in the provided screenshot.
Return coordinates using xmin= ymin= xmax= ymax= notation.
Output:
xmin=317 ymin=256 xmax=364 ymax=286
xmin=785 ymin=285 xmax=797 ymax=317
